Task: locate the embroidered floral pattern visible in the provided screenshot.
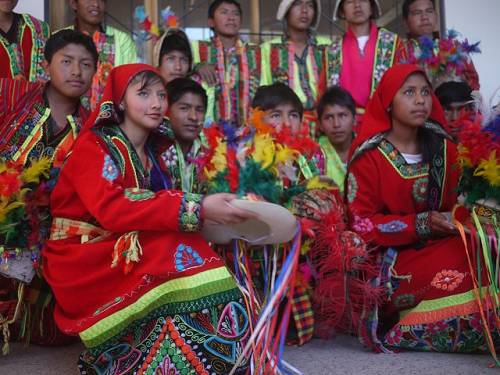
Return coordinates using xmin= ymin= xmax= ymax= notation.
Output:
xmin=431 ymin=270 xmax=465 ymax=291
xmin=412 ymin=177 xmax=428 ymax=203
xmin=174 ymin=244 xmax=204 ymax=272
xmin=425 ymin=320 xmax=449 ymax=335
xmin=415 ymin=211 xmax=431 ymax=239
xmin=347 ymin=173 xmax=358 ymax=203
xmin=102 ymin=154 xmax=119 ymax=182
xmin=377 ymin=220 xmax=408 ymax=233
xmin=385 ymin=326 xmax=403 ymax=346
xmin=124 ymin=188 xmax=155 ymax=201
xmin=383 ymin=313 xmax=500 ymax=352
xmin=161 ymin=145 xmax=178 ymax=169
xmin=371 ymin=29 xmax=398 ymax=93
xmin=161 ymin=141 xmax=201 ymax=193
xmin=179 ymin=193 xmax=202 ymax=232
xmin=352 ymin=215 xmax=374 ymax=234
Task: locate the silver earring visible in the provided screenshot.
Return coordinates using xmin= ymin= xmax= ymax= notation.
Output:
xmin=119 ymin=103 xmax=124 ymax=111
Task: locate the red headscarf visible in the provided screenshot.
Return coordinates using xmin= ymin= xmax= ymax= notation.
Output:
xmin=82 ymin=63 xmax=164 ymax=132
xmin=350 ymin=64 xmax=447 ymax=155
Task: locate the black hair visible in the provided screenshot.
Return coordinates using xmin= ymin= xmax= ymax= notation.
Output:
xmin=402 ymin=0 xmax=435 ymax=19
xmin=336 ymin=0 xmax=380 ymax=20
xmin=417 ymin=127 xmax=442 ymax=164
xmin=317 ymin=86 xmax=356 ymax=119
xmin=208 ymin=0 xmax=242 ymax=19
xmin=435 ymin=81 xmax=473 ymax=108
xmin=158 ymin=29 xmax=193 ymax=69
xmin=251 ymin=83 xmax=304 ymax=118
xmin=166 ymin=78 xmax=208 ymax=110
xmin=44 ymin=29 xmax=98 ymax=68
xmin=129 ymin=70 xmax=165 ymax=92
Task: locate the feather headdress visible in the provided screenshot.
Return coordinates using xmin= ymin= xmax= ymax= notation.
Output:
xmin=402 ymin=30 xmax=481 ymax=88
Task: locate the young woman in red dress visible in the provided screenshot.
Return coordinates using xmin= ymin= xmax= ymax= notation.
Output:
xmin=347 ymin=64 xmax=498 ymax=353
xmin=43 ymin=64 xmax=255 ymax=374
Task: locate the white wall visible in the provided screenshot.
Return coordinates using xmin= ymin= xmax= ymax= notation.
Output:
xmin=14 ymin=0 xmax=45 ymax=21
xmin=445 ymin=0 xmax=500 ymax=114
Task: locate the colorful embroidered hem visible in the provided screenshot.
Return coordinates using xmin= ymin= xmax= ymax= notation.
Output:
xmin=384 ymin=290 xmax=500 ymax=353
xmin=78 ymin=288 xmax=249 ymax=375
xmin=80 ymin=267 xmax=236 ymax=348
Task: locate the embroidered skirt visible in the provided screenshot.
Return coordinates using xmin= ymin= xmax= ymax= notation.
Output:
xmin=374 ymin=237 xmax=500 ymax=352
xmin=77 ymin=288 xmax=249 ymax=375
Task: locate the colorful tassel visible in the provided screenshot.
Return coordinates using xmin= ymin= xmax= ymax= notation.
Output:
xmin=111 ymin=231 xmax=143 ymax=274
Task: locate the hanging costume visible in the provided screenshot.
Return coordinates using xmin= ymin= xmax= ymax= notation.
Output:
xmin=0 ymin=78 xmax=88 ymax=348
xmin=42 ymin=64 xmax=249 ymax=375
xmin=346 ymin=64 xmax=499 ymax=353
xmin=0 ymin=13 xmax=50 ymax=82
xmin=192 ymin=36 xmax=261 ymax=126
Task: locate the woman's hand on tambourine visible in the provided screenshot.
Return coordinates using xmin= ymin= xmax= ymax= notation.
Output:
xmin=202 ymin=193 xmax=257 ymax=225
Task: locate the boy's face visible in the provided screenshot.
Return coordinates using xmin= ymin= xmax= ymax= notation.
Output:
xmin=286 ymin=0 xmax=315 ymax=32
xmin=208 ymin=2 xmax=241 ymax=38
xmin=45 ymin=43 xmax=96 ymax=99
xmin=168 ymin=92 xmax=206 ymax=145
xmin=159 ymin=51 xmax=190 ymax=83
xmin=70 ymin=0 xmax=106 ymax=27
xmin=405 ymin=0 xmax=436 ymax=38
xmin=319 ymin=104 xmax=355 ymax=146
xmin=341 ymin=0 xmax=371 ymax=25
xmin=263 ymin=103 xmax=302 ymax=135
xmin=443 ymin=101 xmax=475 ymax=124
xmin=0 ymin=0 xmax=18 ymax=14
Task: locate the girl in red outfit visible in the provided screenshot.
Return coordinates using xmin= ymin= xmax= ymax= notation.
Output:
xmin=43 ymin=64 xmax=254 ymax=374
xmin=347 ymin=64 xmax=498 ymax=352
